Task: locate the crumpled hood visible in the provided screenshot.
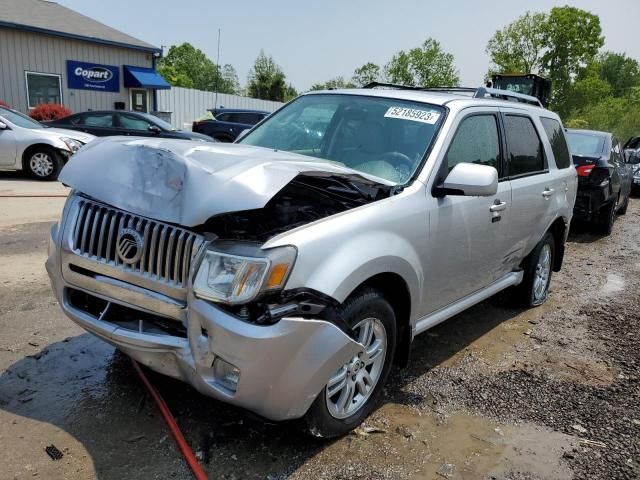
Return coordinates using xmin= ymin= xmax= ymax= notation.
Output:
xmin=59 ymin=137 xmax=392 ymax=227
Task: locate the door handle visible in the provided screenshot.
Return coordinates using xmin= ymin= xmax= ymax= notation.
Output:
xmin=490 ymin=201 xmax=507 ymax=212
xmin=542 ymin=188 xmax=555 ymax=198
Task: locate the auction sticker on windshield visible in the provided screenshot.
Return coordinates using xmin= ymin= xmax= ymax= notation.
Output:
xmin=384 ymin=106 xmax=441 ymax=124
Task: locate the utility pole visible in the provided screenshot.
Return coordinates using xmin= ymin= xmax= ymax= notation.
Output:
xmin=214 ymin=28 xmax=221 ymax=111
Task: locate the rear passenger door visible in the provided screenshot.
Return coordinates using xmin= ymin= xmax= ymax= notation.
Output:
xmin=501 ymin=109 xmax=557 ymax=263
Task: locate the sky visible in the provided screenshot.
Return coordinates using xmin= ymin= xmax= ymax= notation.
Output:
xmin=57 ymin=0 xmax=639 ymax=91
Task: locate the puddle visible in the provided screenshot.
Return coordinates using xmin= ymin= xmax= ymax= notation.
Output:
xmin=301 ymin=403 xmax=575 ymax=479
xmin=601 ymin=273 xmax=625 ymax=295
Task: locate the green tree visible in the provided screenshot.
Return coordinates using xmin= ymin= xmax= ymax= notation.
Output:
xmin=352 ymin=62 xmax=381 ymax=86
xmin=310 ymin=76 xmax=356 ymax=91
xmin=220 ymin=64 xmax=240 ymax=95
xmin=247 ymin=51 xmax=288 ymax=101
xmin=541 ymin=6 xmax=604 ymax=115
xmin=385 ymin=38 xmax=459 ymax=87
xmin=597 ymin=52 xmax=640 ymax=97
xmin=486 ymin=11 xmax=547 ymax=74
xmin=157 ymin=43 xmax=238 ymax=94
xmin=283 ymin=83 xmax=298 ymax=102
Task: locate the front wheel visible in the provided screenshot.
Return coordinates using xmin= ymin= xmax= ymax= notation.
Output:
xmin=515 ymin=232 xmax=555 ymax=308
xmin=305 ymin=288 xmax=396 ymax=438
xmin=26 ymin=147 xmax=63 ymax=180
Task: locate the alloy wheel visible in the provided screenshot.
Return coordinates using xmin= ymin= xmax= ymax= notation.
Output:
xmin=29 ymin=152 xmax=54 ymax=177
xmin=325 ymin=317 xmax=387 ymax=419
xmin=533 ymin=244 xmax=552 ymax=302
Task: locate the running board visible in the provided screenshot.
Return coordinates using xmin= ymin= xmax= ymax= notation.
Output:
xmin=413 ymin=271 xmax=524 ymax=337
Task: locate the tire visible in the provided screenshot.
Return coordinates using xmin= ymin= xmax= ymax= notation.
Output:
xmin=25 ymin=147 xmax=63 ymax=180
xmin=304 ymin=287 xmax=397 ymax=438
xmin=617 ymin=194 xmax=629 ymax=216
xmin=595 ymin=197 xmax=617 ymax=235
xmin=515 ymin=232 xmax=555 ymax=308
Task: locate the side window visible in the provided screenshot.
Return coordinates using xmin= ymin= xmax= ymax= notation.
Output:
xmin=540 ymin=117 xmax=571 ymax=169
xmin=119 ymin=114 xmax=152 ymax=130
xmin=215 ymin=113 xmax=230 ymax=122
xmin=504 ymin=115 xmax=545 ymax=176
xmin=446 ymin=115 xmax=501 ymax=175
xmin=81 ymin=113 xmax=114 ymax=127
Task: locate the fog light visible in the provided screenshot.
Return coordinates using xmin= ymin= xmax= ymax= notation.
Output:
xmin=213 ymin=357 xmax=240 ymax=392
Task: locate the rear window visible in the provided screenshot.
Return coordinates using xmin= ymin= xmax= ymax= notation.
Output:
xmin=566 ymin=132 xmax=605 ymax=156
xmin=540 ymin=118 xmax=571 ymax=168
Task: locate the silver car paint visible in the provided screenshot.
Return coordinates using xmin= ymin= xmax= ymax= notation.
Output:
xmin=58 ymin=136 xmax=395 ymax=227
xmin=47 ymin=89 xmax=577 ymax=420
xmin=0 ymin=113 xmax=94 ymax=170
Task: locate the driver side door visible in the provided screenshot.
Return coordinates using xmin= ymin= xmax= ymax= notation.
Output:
xmin=423 ymin=110 xmax=513 ymax=314
xmin=116 ymin=113 xmax=156 ymax=137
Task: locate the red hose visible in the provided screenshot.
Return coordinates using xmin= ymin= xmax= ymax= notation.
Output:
xmin=131 ymin=359 xmax=208 ymax=480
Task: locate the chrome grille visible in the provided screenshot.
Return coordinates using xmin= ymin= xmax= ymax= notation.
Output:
xmin=72 ymin=198 xmax=203 ymax=287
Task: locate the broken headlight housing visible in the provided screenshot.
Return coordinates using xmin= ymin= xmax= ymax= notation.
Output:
xmin=192 ymin=242 xmax=296 ymax=305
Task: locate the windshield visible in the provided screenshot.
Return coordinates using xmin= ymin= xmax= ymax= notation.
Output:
xmin=0 ymin=107 xmax=44 ymax=129
xmin=139 ymin=113 xmax=176 ymax=131
xmin=238 ymin=94 xmax=445 ymax=184
xmin=566 ymin=132 xmax=606 ymax=156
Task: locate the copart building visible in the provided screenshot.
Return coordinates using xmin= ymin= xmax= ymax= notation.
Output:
xmin=0 ymin=0 xmax=170 ymax=114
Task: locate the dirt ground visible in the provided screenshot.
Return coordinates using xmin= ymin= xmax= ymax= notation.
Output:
xmin=0 ymin=175 xmax=638 ymax=480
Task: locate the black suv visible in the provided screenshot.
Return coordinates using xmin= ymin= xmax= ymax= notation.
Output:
xmin=46 ymin=111 xmax=214 ymax=142
xmin=192 ymin=108 xmax=270 ymax=142
xmin=566 ymin=129 xmax=633 ymax=234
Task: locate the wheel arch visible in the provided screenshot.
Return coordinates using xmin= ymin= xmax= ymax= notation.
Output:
xmin=547 ymin=216 xmax=568 ymax=272
xmin=21 ymin=143 xmax=61 ymax=170
xmin=344 ymin=272 xmax=413 ymax=368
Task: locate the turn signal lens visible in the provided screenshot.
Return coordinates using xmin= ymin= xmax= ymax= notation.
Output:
xmin=266 ymin=263 xmax=289 ymax=289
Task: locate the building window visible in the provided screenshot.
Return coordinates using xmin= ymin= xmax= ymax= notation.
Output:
xmin=25 ymin=72 xmax=62 ymax=108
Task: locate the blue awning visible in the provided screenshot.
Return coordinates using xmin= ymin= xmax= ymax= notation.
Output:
xmin=123 ymin=65 xmax=171 ymax=89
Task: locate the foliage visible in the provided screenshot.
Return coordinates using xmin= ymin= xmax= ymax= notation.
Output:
xmin=568 ymin=96 xmax=640 ymax=141
xmin=541 ymin=6 xmax=604 ymax=115
xmin=247 ymin=51 xmax=288 ymax=102
xmin=310 ymin=76 xmax=356 ymax=91
xmin=283 ymin=84 xmax=299 ymax=103
xmin=28 ymin=104 xmax=72 ymax=121
xmin=385 ymin=38 xmax=459 ymax=87
xmin=352 ymin=63 xmax=381 ymax=87
xmin=0 ymin=100 xmax=10 ymax=108
xmin=597 ymin=52 xmax=640 ymax=97
xmin=486 ymin=11 xmax=547 ymax=74
xmin=157 ymin=43 xmax=238 ymax=94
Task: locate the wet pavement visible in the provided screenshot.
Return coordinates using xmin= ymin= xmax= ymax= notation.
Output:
xmin=0 ymin=187 xmax=639 ymax=479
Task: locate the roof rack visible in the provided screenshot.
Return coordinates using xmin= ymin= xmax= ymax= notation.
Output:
xmin=363 ymin=82 xmax=543 ymax=108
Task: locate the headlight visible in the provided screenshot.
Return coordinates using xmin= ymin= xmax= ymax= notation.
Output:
xmin=193 ymin=243 xmax=296 ymax=305
xmin=61 ymin=137 xmax=82 ymax=153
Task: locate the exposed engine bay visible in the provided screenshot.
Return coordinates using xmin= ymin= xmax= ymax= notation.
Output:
xmin=200 ymin=172 xmax=394 ymax=242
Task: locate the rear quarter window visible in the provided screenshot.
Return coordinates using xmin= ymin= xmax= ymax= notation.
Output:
xmin=540 ymin=117 xmax=571 ymax=169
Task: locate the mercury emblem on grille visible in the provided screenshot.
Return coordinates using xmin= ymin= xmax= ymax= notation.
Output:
xmin=116 ymin=227 xmax=144 ymax=264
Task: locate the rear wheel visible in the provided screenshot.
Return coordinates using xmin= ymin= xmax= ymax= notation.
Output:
xmin=596 ymin=197 xmax=617 ymax=235
xmin=515 ymin=232 xmax=555 ymax=308
xmin=25 ymin=147 xmax=63 ymax=180
xmin=305 ymin=288 xmax=396 ymax=438
xmin=617 ymin=193 xmax=629 ymax=216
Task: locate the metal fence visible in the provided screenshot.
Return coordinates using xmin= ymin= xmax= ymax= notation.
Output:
xmin=156 ymin=87 xmax=283 ymax=130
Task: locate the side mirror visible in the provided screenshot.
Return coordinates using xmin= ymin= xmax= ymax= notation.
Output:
xmin=436 ymin=162 xmax=498 ymax=197
xmin=0 ymin=121 xmax=7 ymax=130
xmin=148 ymin=125 xmax=161 ymax=134
xmin=236 ymin=128 xmax=250 ymax=141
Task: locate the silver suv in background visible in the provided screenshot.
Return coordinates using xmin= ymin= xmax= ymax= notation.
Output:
xmin=0 ymin=106 xmax=94 ymax=180
xmin=47 ymin=85 xmax=577 ymax=437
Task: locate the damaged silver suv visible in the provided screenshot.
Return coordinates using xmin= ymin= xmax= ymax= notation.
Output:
xmin=47 ymin=84 xmax=577 ymax=437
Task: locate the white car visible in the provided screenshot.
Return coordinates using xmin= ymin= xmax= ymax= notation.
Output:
xmin=0 ymin=106 xmax=95 ymax=180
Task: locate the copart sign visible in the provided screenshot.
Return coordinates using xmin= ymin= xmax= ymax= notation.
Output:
xmin=67 ymin=60 xmax=119 ymax=92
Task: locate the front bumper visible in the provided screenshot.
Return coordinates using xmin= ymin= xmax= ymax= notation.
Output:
xmin=46 ymin=217 xmax=361 ymax=421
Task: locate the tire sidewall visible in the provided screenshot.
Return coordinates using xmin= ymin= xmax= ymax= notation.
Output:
xmin=306 ymin=289 xmax=397 ymax=437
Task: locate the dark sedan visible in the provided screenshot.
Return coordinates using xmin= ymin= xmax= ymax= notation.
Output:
xmin=45 ymin=111 xmax=215 ymax=142
xmin=192 ymin=108 xmax=269 ymax=142
xmin=566 ymin=129 xmax=633 ymax=235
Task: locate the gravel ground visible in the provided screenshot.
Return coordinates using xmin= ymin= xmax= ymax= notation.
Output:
xmin=0 ymin=179 xmax=638 ymax=479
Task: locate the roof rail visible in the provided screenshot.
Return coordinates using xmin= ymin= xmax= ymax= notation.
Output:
xmin=363 ymin=82 xmax=543 ymax=108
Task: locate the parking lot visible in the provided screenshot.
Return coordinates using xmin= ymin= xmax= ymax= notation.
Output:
xmin=0 ymin=174 xmax=637 ymax=479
